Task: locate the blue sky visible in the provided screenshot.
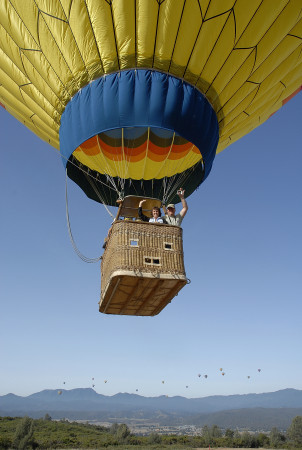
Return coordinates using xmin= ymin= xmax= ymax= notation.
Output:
xmin=1 ymin=93 xmax=301 ymax=399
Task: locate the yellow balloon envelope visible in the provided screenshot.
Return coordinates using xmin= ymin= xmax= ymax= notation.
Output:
xmin=0 ymin=0 xmax=301 ymax=204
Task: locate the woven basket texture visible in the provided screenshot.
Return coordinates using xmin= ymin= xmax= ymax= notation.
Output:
xmin=101 ymin=220 xmax=186 ymax=296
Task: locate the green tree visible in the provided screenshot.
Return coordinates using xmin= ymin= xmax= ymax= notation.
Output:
xmin=225 ymin=428 xmax=234 ymax=438
xmin=148 ymin=432 xmax=162 ymax=444
xmin=115 ymin=423 xmax=131 ymax=443
xmin=110 ymin=423 xmax=119 ymax=435
xmin=211 ymin=424 xmax=222 ymax=438
xmin=0 ymin=436 xmax=12 ymax=449
xmin=257 ymin=432 xmax=270 ymax=447
xmin=43 ymin=413 xmax=52 ymax=421
xmin=270 ymin=427 xmax=285 ymax=448
xmin=287 ymin=416 xmax=302 ymax=446
xmin=240 ymin=430 xmax=253 ymax=447
xmin=202 ymin=425 xmax=211 ymax=445
xmin=13 ymin=416 xmax=34 ymax=450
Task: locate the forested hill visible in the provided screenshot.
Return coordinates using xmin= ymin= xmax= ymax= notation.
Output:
xmin=1 ymin=388 xmax=302 ymax=423
xmin=1 ymin=388 xmax=302 ymax=414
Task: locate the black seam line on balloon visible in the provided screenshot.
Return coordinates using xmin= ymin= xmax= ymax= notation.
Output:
xmin=270 ymin=88 xmax=286 ymax=109
xmin=28 ymin=114 xmax=58 ymax=143
xmin=280 ymin=81 xmax=286 ymax=88
xmin=196 ymin=0 xmax=204 ymax=20
xmin=0 ymin=7 xmax=68 ymax=103
xmin=18 ymin=48 xmax=65 ymax=106
xmin=197 ymin=0 xmax=260 ymax=91
xmin=36 ymin=11 xmax=74 ymax=92
xmin=234 ymin=0 xmax=264 ymax=47
xmin=218 ymin=93 xmax=262 ymax=136
xmin=239 ymin=0 xmax=297 ymax=82
xmin=201 ymin=4 xmax=239 ymax=90
xmin=193 ymin=9 xmax=233 ymax=87
xmin=18 ymin=48 xmax=68 ymax=108
xmin=82 ymin=0 xmax=105 ymax=74
xmin=215 ymin=47 xmax=257 ymax=115
xmin=152 ymin=1 xmax=161 ymax=68
xmin=217 ymin=84 xmax=259 ymax=126
xmin=245 ymin=40 xmax=302 ymax=95
xmin=134 ymin=0 xmax=137 ymax=67
xmin=36 ymin=10 xmax=69 ymax=24
xmin=8 ymin=0 xmax=39 ymax=47
xmin=31 ymin=7 xmax=71 ymax=99
xmin=216 ymin=0 xmax=298 ymax=118
xmin=0 ymin=40 xmax=64 ymax=119
xmin=18 ymin=83 xmax=59 ymax=125
xmin=39 ymin=10 xmax=91 ymax=79
xmin=203 ymin=0 xmax=211 ymax=21
xmin=0 ymin=15 xmax=68 ymax=107
xmin=217 ymin=85 xmax=259 ymax=127
xmin=110 ymin=2 xmax=120 ymax=71
xmin=181 ymin=11 xmax=204 ymax=79
xmin=168 ymin=0 xmax=187 ymax=73
xmin=287 ymin=34 xmax=302 ymax=40
xmin=65 ymin=0 xmax=73 ymax=21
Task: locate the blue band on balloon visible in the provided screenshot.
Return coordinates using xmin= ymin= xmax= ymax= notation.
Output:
xmin=60 ymin=69 xmax=219 ymax=180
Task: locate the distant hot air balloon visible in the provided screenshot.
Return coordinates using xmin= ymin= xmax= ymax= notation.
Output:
xmin=222 ymin=372 xmax=225 ymax=376
xmin=186 ymin=385 xmax=189 ymax=388
xmin=1 ymin=1 xmax=301 ymax=316
xmin=247 ymin=376 xmax=251 ymax=379
xmin=198 ymin=374 xmax=201 ymax=378
xmin=219 ymin=368 xmax=223 ymax=372
xmin=204 ymin=375 xmax=208 ymax=379
xmin=162 ymin=381 xmax=165 ymax=384
xmin=104 ymin=380 xmax=107 ymax=384
xmin=58 ymin=390 xmax=62 ymax=395
xmin=258 ymin=369 xmax=261 ymax=372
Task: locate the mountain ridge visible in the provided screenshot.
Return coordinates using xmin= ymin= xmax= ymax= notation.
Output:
xmin=1 ymin=388 xmax=302 ymax=430
xmin=1 ymin=387 xmax=302 ymax=414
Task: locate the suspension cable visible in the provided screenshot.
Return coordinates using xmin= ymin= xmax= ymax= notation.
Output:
xmin=65 ymin=170 xmax=104 ymax=263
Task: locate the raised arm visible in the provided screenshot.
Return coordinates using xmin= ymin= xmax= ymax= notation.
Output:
xmin=177 ymin=188 xmax=188 ymax=218
xmin=138 ymin=199 xmax=149 ymax=222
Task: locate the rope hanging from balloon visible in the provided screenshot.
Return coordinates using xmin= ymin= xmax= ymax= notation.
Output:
xmin=65 ymin=169 xmax=112 ymax=263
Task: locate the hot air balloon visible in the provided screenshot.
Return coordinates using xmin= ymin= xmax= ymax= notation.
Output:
xmin=204 ymin=375 xmax=208 ymax=379
xmin=258 ymin=369 xmax=261 ymax=372
xmin=219 ymin=368 xmax=223 ymax=372
xmin=198 ymin=374 xmax=201 ymax=378
xmin=222 ymin=372 xmax=225 ymax=376
xmin=1 ymin=1 xmax=301 ymax=315
xmin=58 ymin=390 xmax=62 ymax=395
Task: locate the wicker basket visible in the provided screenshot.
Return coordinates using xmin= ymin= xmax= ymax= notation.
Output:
xmin=99 ymin=220 xmax=187 ymax=316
